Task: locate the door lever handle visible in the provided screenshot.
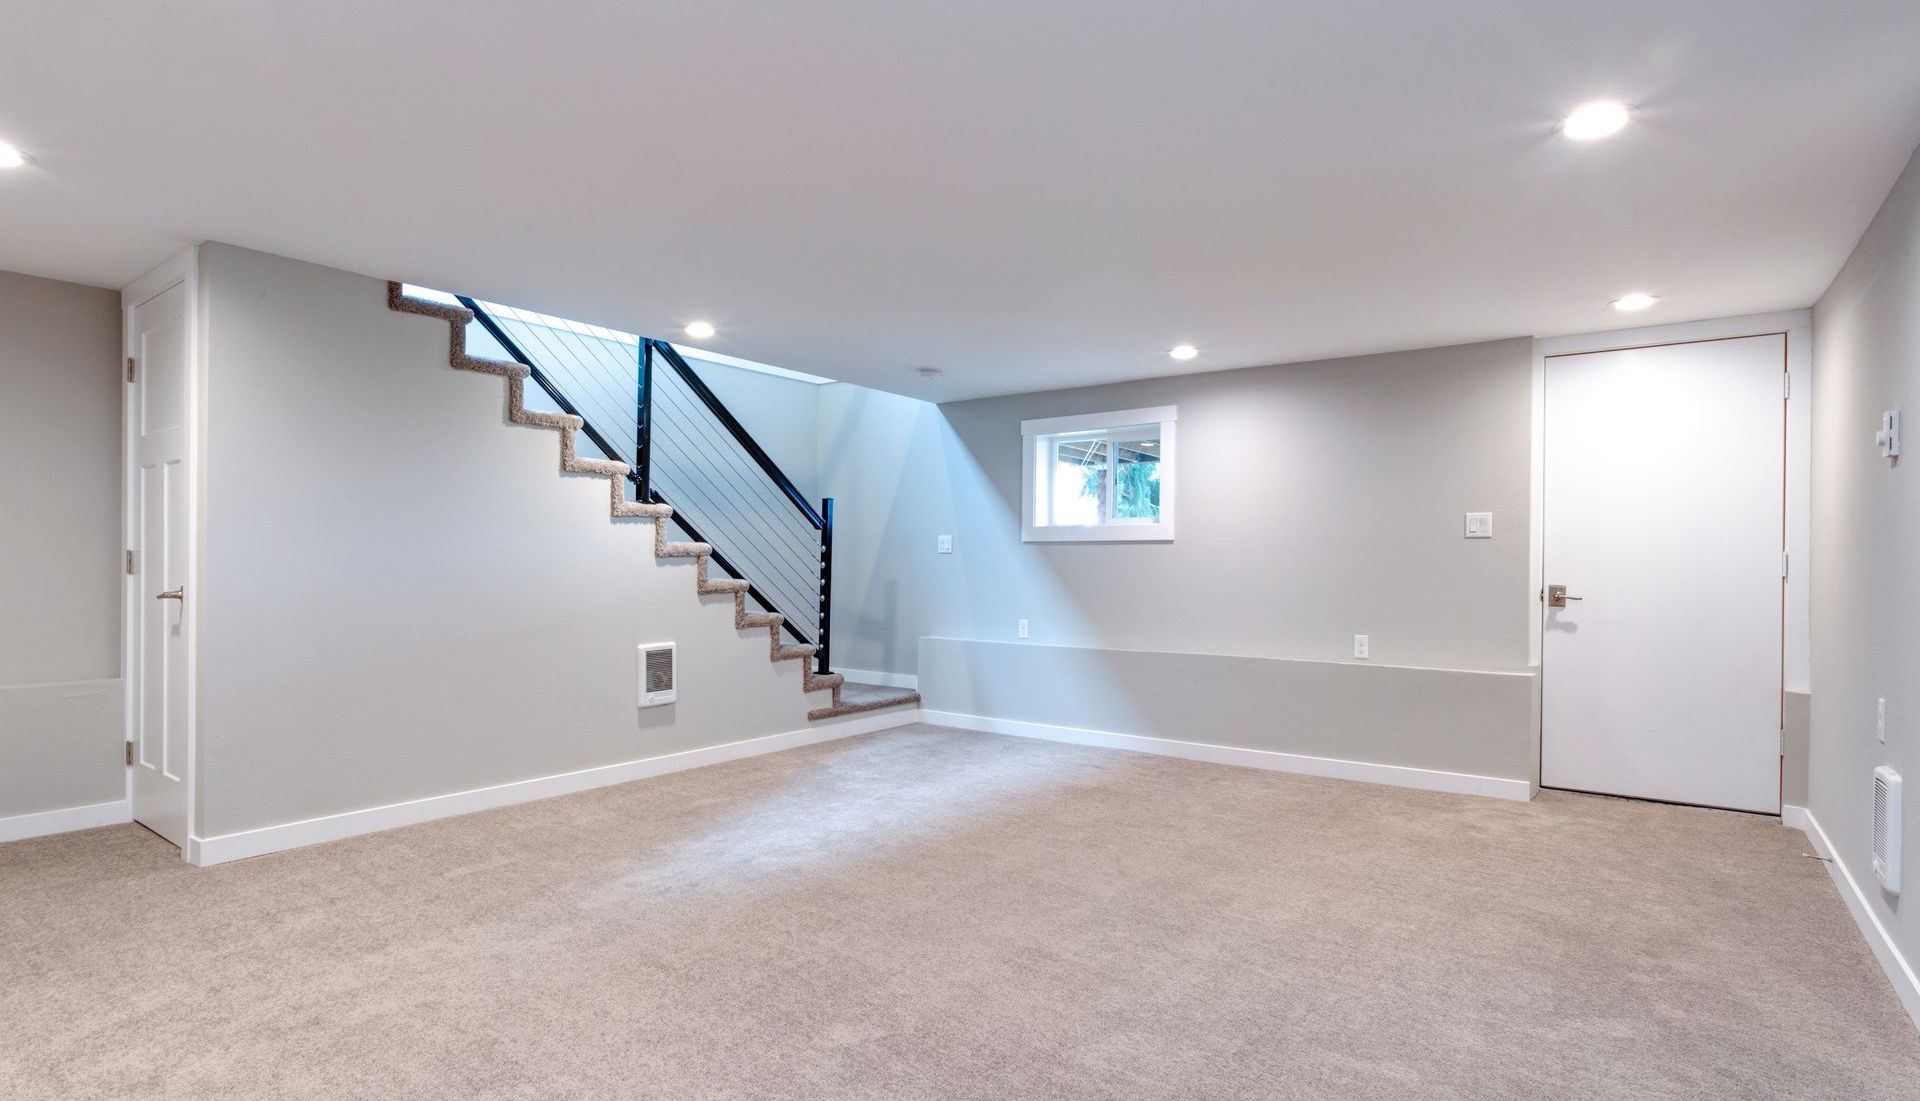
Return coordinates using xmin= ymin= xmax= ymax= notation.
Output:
xmin=1546 ymin=584 xmax=1583 ymax=608
xmin=155 ymin=587 xmax=184 ymax=601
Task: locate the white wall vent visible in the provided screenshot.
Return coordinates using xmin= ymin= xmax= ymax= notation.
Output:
xmin=1873 ymin=765 xmax=1902 ymax=894
xmin=639 ymin=643 xmax=676 ymax=707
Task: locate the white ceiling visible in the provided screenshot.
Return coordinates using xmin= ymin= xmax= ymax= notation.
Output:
xmin=3 ymin=1 xmax=1918 ymax=401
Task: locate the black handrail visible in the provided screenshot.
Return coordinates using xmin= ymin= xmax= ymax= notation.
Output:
xmin=646 ymin=340 xmax=824 ymax=530
xmin=649 ymin=491 xmax=811 ymax=647
xmin=817 ymin=497 xmax=834 ymax=675
xmin=453 ymin=294 xmax=830 ymax=656
xmin=456 ymin=295 xmax=812 ymax=647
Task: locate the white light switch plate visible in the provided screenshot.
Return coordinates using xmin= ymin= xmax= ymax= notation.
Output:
xmin=1017 ymin=619 xmax=1030 ymax=639
xmin=937 ymin=534 xmax=953 ymax=554
xmin=1353 ymin=634 xmax=1369 ymax=659
xmin=1879 ymin=697 xmax=1888 ymax=744
xmin=1464 ymin=512 xmax=1493 ymax=539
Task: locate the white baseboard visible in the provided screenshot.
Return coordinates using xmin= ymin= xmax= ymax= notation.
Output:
xmin=0 ymin=798 xmax=131 ymax=844
xmin=833 ymin=667 xmax=919 ymax=690
xmin=1781 ymin=804 xmax=1810 ymax=831
xmin=920 ymin=710 xmax=1532 ymax=802
xmin=1792 ymin=807 xmax=1920 ymax=1030
xmin=188 ymin=709 xmax=919 ymax=867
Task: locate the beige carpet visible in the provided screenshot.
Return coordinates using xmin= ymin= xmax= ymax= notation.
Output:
xmin=3 ymin=725 xmax=1914 ymax=1100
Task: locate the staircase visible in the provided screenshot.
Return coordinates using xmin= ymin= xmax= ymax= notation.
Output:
xmin=387 ymin=283 xmax=918 ymax=721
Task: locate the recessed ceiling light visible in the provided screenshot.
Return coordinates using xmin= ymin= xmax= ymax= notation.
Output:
xmin=1169 ymin=344 xmax=1198 ymax=361
xmin=0 ymin=141 xmax=31 ymax=169
xmin=1562 ymin=101 xmax=1632 ymax=141
xmin=1611 ymin=292 xmax=1658 ymax=312
xmin=683 ymin=320 xmax=715 ymax=339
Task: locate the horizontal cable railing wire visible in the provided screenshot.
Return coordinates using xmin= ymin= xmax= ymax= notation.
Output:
xmin=648 ymin=367 xmax=820 ymax=636
xmin=415 ymin=287 xmax=826 ymax=650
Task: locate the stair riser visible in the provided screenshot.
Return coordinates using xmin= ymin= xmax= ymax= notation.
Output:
xmin=388 ymin=283 xmax=840 ymax=710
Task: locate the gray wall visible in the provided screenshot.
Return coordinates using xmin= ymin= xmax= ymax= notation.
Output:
xmin=1785 ymin=690 xmax=1811 ymax=810
xmin=822 ymin=338 xmax=1535 ymax=673
xmin=1810 ymin=142 xmax=1920 ymax=969
xmin=920 ymin=638 xmax=1537 ymax=782
xmin=461 ymin=323 xmax=822 ymax=501
xmin=686 ymin=356 xmax=821 ymax=502
xmin=0 ymin=270 xmax=124 ymax=819
xmin=194 ymin=245 xmax=830 ymax=838
xmin=821 ymin=339 xmax=1536 ymax=780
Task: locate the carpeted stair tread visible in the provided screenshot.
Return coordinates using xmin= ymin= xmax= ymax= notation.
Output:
xmin=389 ymin=282 xmax=879 ymax=723
xmin=808 ymin=681 xmax=921 ymax=721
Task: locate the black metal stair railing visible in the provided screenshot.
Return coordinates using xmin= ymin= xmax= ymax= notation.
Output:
xmin=451 ymin=293 xmax=833 ymax=674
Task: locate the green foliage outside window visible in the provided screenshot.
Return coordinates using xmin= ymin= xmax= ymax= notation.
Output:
xmin=1084 ymin=459 xmax=1160 ymax=519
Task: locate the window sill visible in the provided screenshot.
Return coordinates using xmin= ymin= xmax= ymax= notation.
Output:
xmin=1022 ymin=523 xmax=1175 ymax=544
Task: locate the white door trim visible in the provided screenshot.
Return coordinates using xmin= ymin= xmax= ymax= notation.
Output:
xmin=1537 ymin=328 xmax=1789 ymax=811
xmin=123 ymin=247 xmax=201 ymax=859
xmin=1530 ymin=310 xmax=1812 ymax=796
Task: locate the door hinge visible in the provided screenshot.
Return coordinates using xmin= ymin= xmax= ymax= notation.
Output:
xmin=124 ymin=741 xmax=134 ymax=766
xmin=126 ymin=549 xmax=136 ymax=575
xmin=1783 ymin=373 xmax=1790 ymax=399
xmin=127 ymin=356 xmax=136 ymax=383
xmin=1781 ymin=551 xmax=1790 ymax=580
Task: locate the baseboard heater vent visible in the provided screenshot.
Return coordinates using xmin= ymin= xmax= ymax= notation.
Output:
xmin=1874 ymin=765 xmax=1902 ymax=894
xmin=639 ymin=643 xmax=677 ymax=707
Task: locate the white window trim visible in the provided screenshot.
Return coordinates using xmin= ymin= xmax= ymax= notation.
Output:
xmin=1021 ymin=405 xmax=1176 ymax=543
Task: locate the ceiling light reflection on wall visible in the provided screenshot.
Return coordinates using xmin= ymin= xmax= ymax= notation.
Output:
xmin=1610 ymin=293 xmax=1658 ymax=312
xmin=0 ymin=141 xmax=31 ymax=168
xmin=1562 ymin=101 xmax=1632 ymax=141
xmin=1169 ymin=344 xmax=1198 ymax=361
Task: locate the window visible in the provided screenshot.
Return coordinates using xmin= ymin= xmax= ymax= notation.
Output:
xmin=1022 ymin=406 xmax=1176 ymax=542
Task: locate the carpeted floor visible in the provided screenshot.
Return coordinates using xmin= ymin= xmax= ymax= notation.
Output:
xmin=3 ymin=724 xmax=1914 ymax=1100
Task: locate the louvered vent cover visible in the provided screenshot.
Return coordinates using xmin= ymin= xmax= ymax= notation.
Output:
xmin=1874 ymin=766 xmax=1902 ymax=894
xmin=639 ymin=643 xmax=676 ymax=707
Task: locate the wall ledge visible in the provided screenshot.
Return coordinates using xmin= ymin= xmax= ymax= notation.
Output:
xmin=918 ymin=636 xmax=1533 ymax=679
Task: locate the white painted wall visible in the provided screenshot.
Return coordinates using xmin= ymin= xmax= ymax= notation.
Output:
xmin=1809 ymin=142 xmax=1920 ymax=988
xmin=191 ymin=245 xmax=836 ymax=842
xmin=0 ymin=269 xmax=125 ymax=824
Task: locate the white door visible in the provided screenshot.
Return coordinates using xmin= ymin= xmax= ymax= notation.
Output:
xmin=1541 ymin=334 xmax=1784 ymax=814
xmin=129 ymin=279 xmax=192 ymax=846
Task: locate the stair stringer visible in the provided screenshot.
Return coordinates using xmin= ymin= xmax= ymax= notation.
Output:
xmin=386 ymin=283 xmax=916 ymax=720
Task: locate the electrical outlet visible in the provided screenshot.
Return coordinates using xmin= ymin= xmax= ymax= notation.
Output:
xmin=1879 ymin=697 xmax=1888 ymax=744
xmin=1353 ymin=634 xmax=1369 ymax=660
xmin=937 ymin=534 xmax=953 ymax=554
xmin=1017 ymin=619 xmax=1030 ymax=639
